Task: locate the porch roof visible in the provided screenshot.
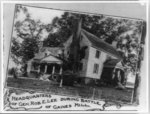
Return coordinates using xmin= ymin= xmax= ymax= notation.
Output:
xmin=34 ymin=47 xmax=62 ymax=60
xmin=34 ymin=52 xmax=45 ymax=60
xmin=40 ymin=55 xmax=62 ymax=64
xmin=104 ymin=59 xmax=120 ymax=68
xmin=104 ymin=59 xmax=124 ymax=70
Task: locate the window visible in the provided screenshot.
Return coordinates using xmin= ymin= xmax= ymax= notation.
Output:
xmin=93 ymin=64 xmax=99 ymax=74
xmin=45 ymin=53 xmax=48 ymax=56
xmin=79 ymin=62 xmax=83 ymax=71
xmin=32 ymin=62 xmax=39 ymax=70
xmin=95 ymin=50 xmax=100 ymax=58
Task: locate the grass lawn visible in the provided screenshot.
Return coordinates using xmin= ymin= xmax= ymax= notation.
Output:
xmin=6 ymin=76 xmax=133 ymax=103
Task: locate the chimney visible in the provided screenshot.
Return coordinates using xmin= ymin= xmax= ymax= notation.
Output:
xmin=72 ymin=18 xmax=82 ymax=44
xmin=71 ymin=18 xmax=82 ymax=73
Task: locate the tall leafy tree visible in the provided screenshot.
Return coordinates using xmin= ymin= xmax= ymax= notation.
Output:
xmin=11 ymin=5 xmax=50 ymax=63
xmin=20 ymin=38 xmax=39 ymax=62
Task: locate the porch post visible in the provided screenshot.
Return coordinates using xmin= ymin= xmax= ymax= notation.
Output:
xmin=59 ymin=78 xmax=63 ymax=87
xmin=44 ymin=64 xmax=48 ymax=74
xmin=38 ymin=65 xmax=40 ymax=73
xmin=59 ymin=66 xmax=63 ymax=87
xmin=52 ymin=65 xmax=55 ymax=74
xmin=59 ymin=66 xmax=62 ymax=75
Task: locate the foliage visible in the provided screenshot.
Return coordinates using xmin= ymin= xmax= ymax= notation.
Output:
xmin=43 ymin=12 xmax=143 ymax=72
xmin=11 ymin=5 xmax=143 ymax=73
xmin=116 ymin=21 xmax=143 ymax=72
xmin=8 ymin=67 xmax=16 ymax=76
xmin=11 ymin=38 xmax=22 ymax=64
xmin=43 ymin=33 xmax=61 ymax=47
xmin=43 ymin=12 xmax=74 ymax=47
xmin=20 ymin=38 xmax=39 ymax=62
xmin=11 ymin=5 xmax=49 ymax=63
xmin=43 ymin=12 xmax=142 ymax=47
xmin=8 ymin=67 xmax=18 ymax=79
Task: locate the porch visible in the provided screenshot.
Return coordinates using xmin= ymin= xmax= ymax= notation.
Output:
xmin=29 ymin=54 xmax=63 ymax=76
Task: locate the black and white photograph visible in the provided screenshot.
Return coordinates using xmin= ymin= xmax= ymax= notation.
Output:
xmin=1 ymin=1 xmax=149 ymax=112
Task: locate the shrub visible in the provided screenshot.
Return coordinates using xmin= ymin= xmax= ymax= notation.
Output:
xmin=62 ymin=70 xmax=76 ymax=86
xmin=8 ymin=67 xmax=18 ymax=79
xmin=8 ymin=68 xmax=16 ymax=76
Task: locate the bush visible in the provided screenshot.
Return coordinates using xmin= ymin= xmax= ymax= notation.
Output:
xmin=8 ymin=68 xmax=16 ymax=76
xmin=62 ymin=70 xmax=76 ymax=86
xmin=8 ymin=67 xmax=17 ymax=79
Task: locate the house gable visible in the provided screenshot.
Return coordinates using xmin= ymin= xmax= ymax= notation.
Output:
xmin=34 ymin=47 xmax=62 ymax=61
xmin=81 ymin=29 xmax=122 ymax=60
xmin=40 ymin=54 xmax=62 ymax=64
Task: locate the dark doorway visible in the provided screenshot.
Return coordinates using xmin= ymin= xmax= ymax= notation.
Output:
xmin=47 ymin=64 xmax=53 ymax=74
xmin=40 ymin=63 xmax=45 ymax=73
xmin=55 ymin=64 xmax=60 ymax=73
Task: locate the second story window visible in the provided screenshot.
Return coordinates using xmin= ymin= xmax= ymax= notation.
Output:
xmin=79 ymin=62 xmax=83 ymax=71
xmin=95 ymin=50 xmax=100 ymax=58
xmin=45 ymin=53 xmax=48 ymax=56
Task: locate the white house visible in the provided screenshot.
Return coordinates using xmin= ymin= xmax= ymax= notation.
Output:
xmin=63 ymin=28 xmax=122 ymax=84
xmin=27 ymin=19 xmax=122 ymax=85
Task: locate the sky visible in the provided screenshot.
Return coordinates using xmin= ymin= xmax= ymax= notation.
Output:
xmin=16 ymin=5 xmax=64 ymax=24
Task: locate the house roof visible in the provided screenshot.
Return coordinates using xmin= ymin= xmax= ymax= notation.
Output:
xmin=104 ymin=59 xmax=124 ymax=70
xmin=81 ymin=29 xmax=122 ymax=59
xmin=104 ymin=59 xmax=120 ymax=68
xmin=40 ymin=47 xmax=61 ymax=53
xmin=40 ymin=55 xmax=62 ymax=64
xmin=33 ymin=53 xmax=62 ymax=64
xmin=34 ymin=47 xmax=62 ymax=60
xmin=41 ymin=47 xmax=62 ymax=56
xmin=34 ymin=52 xmax=46 ymax=60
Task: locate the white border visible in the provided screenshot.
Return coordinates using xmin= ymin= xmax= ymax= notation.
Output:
xmin=146 ymin=0 xmax=149 ymax=112
xmin=1 ymin=1 xmax=4 ymax=113
xmin=1 ymin=0 xmax=149 ymax=113
xmin=0 ymin=1 xmax=148 ymax=3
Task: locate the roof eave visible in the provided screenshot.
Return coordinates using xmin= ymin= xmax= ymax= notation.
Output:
xmin=91 ymin=45 xmax=123 ymax=60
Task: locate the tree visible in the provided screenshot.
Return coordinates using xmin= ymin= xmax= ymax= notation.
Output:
xmin=43 ymin=33 xmax=61 ymax=47
xmin=43 ymin=12 xmax=141 ymax=47
xmin=20 ymin=38 xmax=39 ymax=62
xmin=11 ymin=5 xmax=49 ymax=63
xmin=11 ymin=38 xmax=22 ymax=64
xmin=43 ymin=11 xmax=143 ymax=73
xmin=43 ymin=12 xmax=74 ymax=47
xmin=12 ymin=6 xmax=143 ymax=74
xmin=116 ymin=20 xmax=143 ymax=72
